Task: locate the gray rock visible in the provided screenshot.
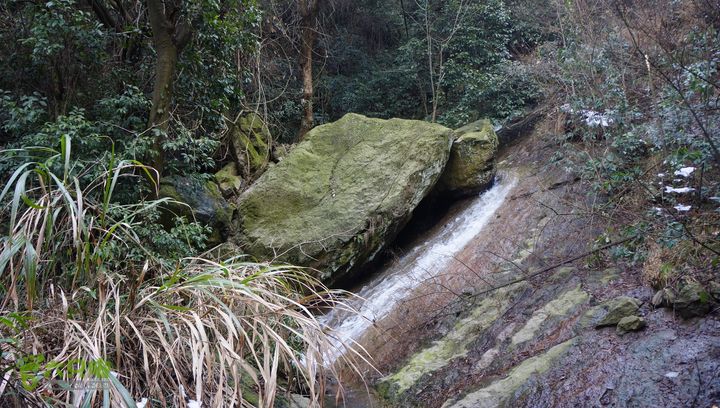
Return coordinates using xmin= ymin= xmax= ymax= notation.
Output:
xmin=652 ymin=281 xmax=715 ymax=318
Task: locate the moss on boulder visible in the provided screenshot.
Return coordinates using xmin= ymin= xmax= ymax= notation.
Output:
xmin=234 ymin=113 xmax=452 ymax=284
xmin=438 ymin=119 xmax=499 ymax=198
xmin=231 ymin=113 xmax=271 ymax=178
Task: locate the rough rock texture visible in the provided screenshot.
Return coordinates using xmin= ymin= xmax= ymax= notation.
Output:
xmin=234 ymin=113 xmax=453 ymax=284
xmin=378 ymin=282 xmax=529 ymax=399
xmin=231 ymin=113 xmax=271 ymax=178
xmin=437 ymin=119 xmax=499 ymax=198
xmin=442 ymin=339 xmax=576 ymax=408
xmin=159 ymin=175 xmax=234 ymax=243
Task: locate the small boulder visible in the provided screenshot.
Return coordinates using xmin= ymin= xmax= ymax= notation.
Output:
xmin=437 ymin=119 xmax=499 ymax=198
xmin=159 ymin=175 xmax=234 ymax=244
xmin=594 ymin=296 xmax=641 ymax=328
xmin=214 ymin=162 xmax=243 ymax=196
xmin=616 ymin=315 xmax=646 ymax=334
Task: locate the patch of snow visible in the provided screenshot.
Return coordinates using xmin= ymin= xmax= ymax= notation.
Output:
xmin=709 ymin=197 xmax=720 ymax=203
xmin=674 ymin=167 xmax=695 ymax=177
xmin=561 ymin=105 xmax=615 ymax=127
xmin=657 ymin=173 xmax=666 ymax=178
xmin=664 ymin=186 xmax=695 ymax=194
xmin=665 ymin=371 xmax=680 ymax=378
xmin=652 ymin=207 xmax=663 ymax=215
xmin=674 ymin=204 xmax=692 ymax=212
xmin=581 ymin=110 xmax=615 ymax=127
xmin=136 ymin=398 xmax=148 ymax=408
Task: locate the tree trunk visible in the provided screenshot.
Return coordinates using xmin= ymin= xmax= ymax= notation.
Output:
xmin=297 ymin=0 xmax=320 ymax=141
xmin=146 ymin=0 xmax=191 ymax=184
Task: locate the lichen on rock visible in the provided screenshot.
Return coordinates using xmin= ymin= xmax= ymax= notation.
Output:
xmin=159 ymin=175 xmax=234 ymax=244
xmin=511 ymin=286 xmax=588 ymax=345
xmin=590 ymin=296 xmax=641 ymax=328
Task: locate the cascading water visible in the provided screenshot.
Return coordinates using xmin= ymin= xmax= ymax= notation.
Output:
xmin=320 ymin=175 xmax=518 ymax=364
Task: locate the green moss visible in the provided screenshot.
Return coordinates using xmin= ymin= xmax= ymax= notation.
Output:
xmin=511 ymin=286 xmax=588 ymax=345
xmin=232 ymin=113 xmax=271 ymax=175
xmin=380 ymin=282 xmax=529 ymax=397
xmin=442 ymin=338 xmax=576 ymax=408
xmin=580 ymin=296 xmax=640 ymax=329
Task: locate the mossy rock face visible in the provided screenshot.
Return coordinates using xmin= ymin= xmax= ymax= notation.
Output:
xmin=159 ymin=175 xmax=234 ymax=244
xmin=379 ymin=282 xmax=529 ymax=401
xmin=234 ymin=113 xmax=452 ymax=285
xmin=231 ymin=113 xmax=271 ymax=178
xmin=437 ymin=119 xmax=499 ymax=198
xmin=442 ymin=338 xmax=576 ymax=408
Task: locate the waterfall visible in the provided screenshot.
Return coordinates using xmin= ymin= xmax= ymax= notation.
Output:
xmin=320 ymin=175 xmax=518 ymax=364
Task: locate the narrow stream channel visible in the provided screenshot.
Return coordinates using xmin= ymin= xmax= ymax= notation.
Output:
xmin=320 ymin=175 xmax=518 ymax=366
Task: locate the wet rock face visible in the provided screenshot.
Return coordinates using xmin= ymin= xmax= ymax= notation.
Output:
xmin=378 ymin=282 xmax=530 ymax=400
xmin=437 ymin=119 xmax=499 ymax=198
xmin=234 ymin=113 xmax=452 ymax=285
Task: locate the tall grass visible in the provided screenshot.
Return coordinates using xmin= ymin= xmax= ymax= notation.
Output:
xmin=0 ymin=136 xmax=367 ymax=407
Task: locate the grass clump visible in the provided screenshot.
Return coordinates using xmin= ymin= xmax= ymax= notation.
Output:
xmin=0 ymin=136 xmax=365 ymax=407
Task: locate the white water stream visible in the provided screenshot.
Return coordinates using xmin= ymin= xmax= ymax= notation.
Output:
xmin=320 ymin=176 xmax=517 ymax=364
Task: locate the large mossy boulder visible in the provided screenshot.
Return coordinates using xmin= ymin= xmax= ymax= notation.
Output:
xmin=234 ymin=113 xmax=453 ymax=285
xmin=231 ymin=113 xmax=271 ymax=178
xmin=159 ymin=175 xmax=234 ymax=244
xmin=437 ymin=119 xmax=499 ymax=198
